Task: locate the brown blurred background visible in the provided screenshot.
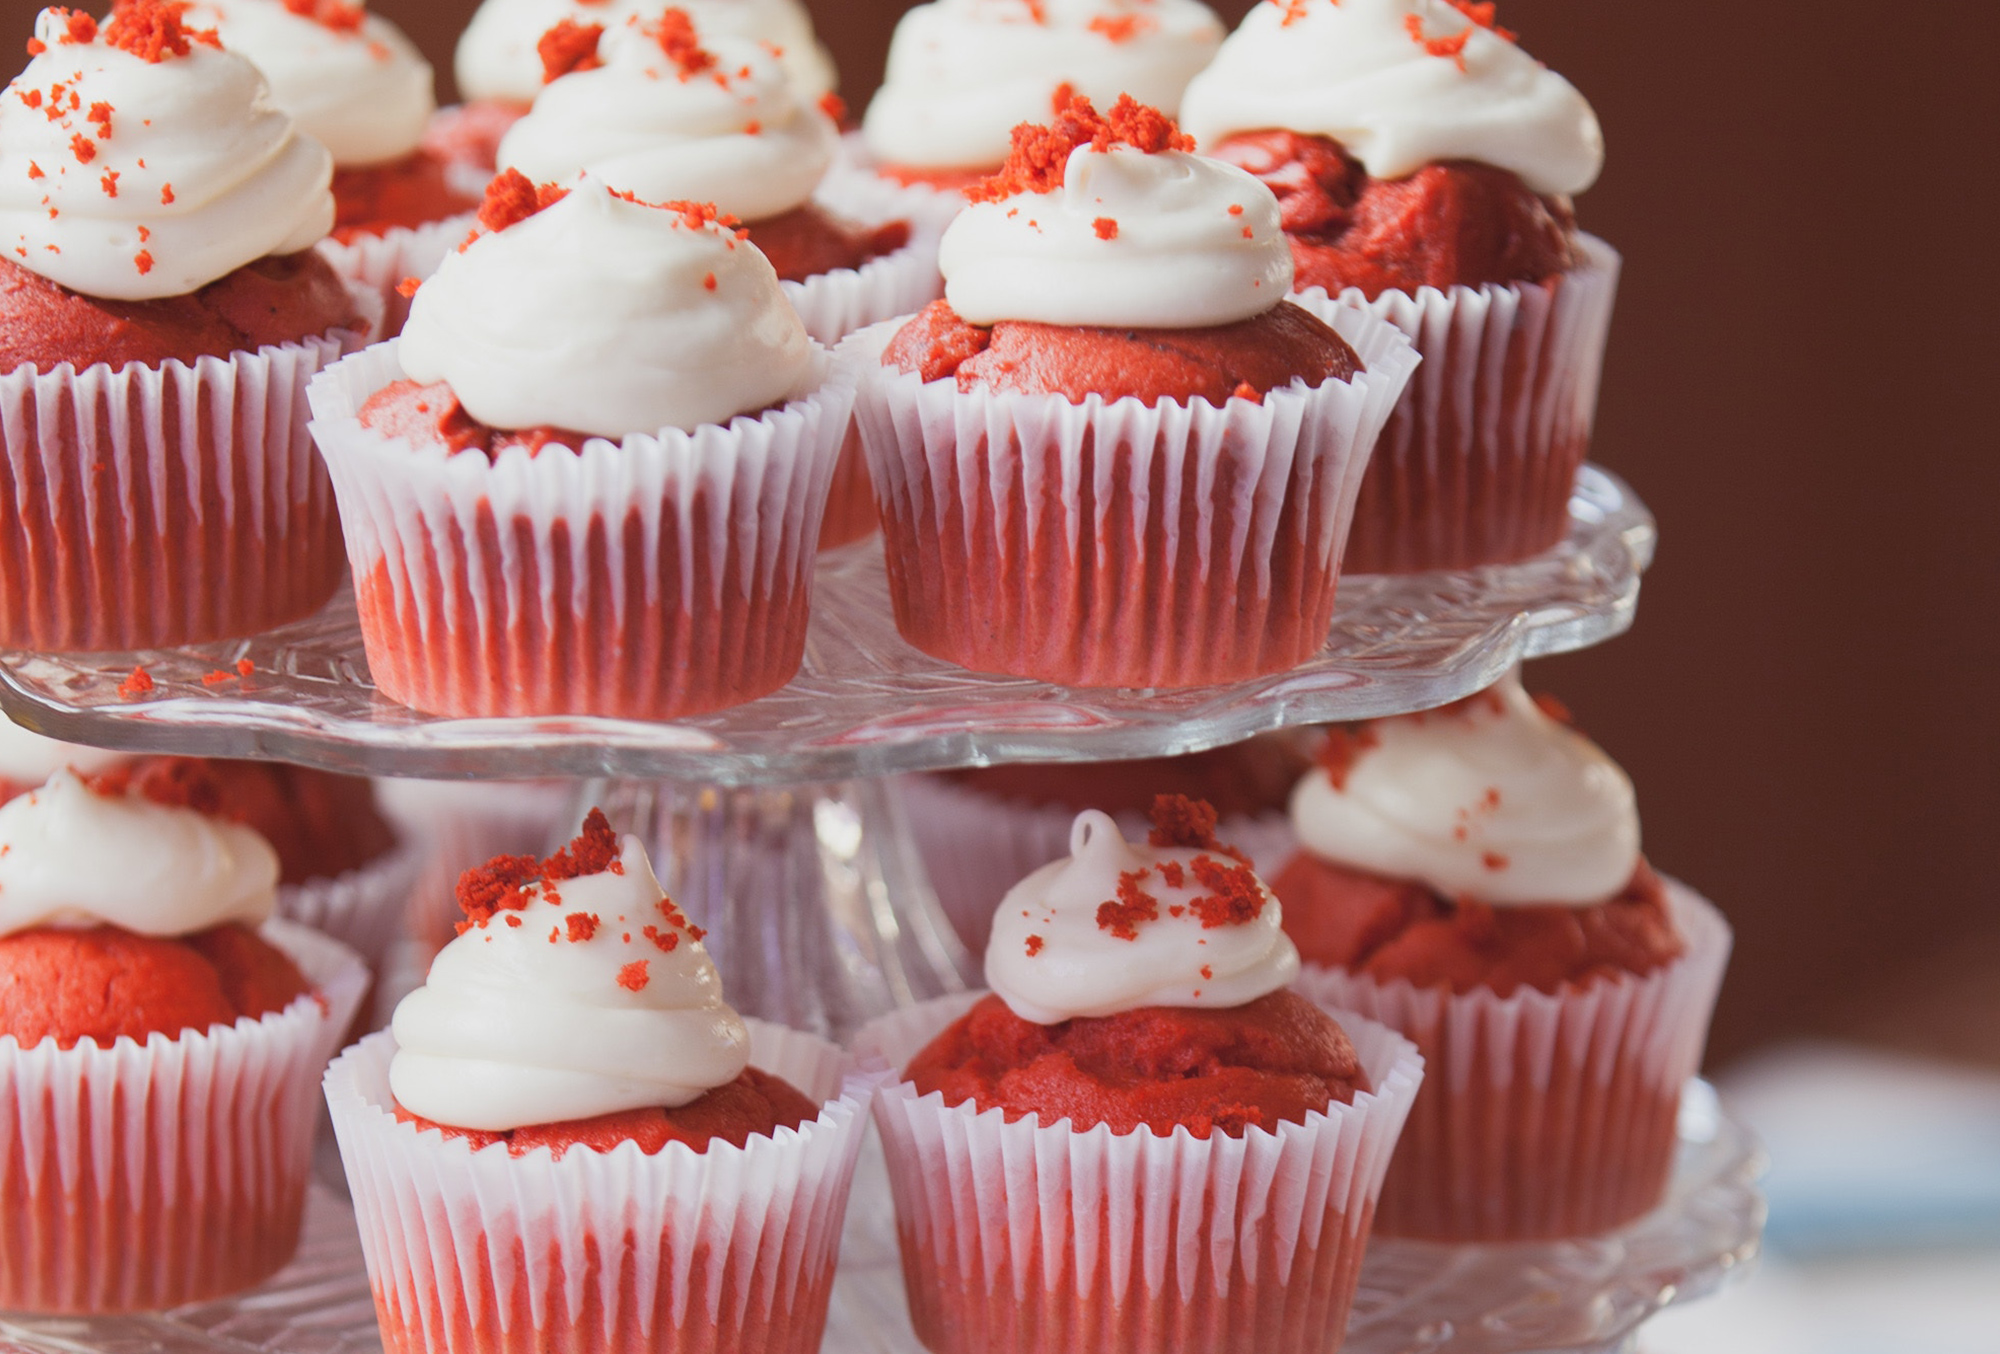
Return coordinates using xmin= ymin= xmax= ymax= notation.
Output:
xmin=4 ymin=0 xmax=1994 ymax=1068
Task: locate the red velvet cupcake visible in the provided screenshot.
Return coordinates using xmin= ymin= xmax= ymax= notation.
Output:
xmin=855 ymin=93 xmax=1415 ymax=688
xmin=0 ymin=768 xmax=367 ymax=1312
xmin=857 ymin=797 xmax=1423 ymax=1354
xmin=0 ymin=4 xmax=371 ymax=650
xmin=1182 ymin=0 xmax=1620 ymax=573
xmin=1273 ymin=673 xmax=1732 ymax=1240
xmin=493 ymin=7 xmax=938 ymax=547
xmin=324 ymin=811 xmax=880 ymax=1354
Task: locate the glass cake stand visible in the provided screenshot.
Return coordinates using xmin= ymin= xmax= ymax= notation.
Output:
xmin=0 ymin=1082 xmax=1763 ymax=1354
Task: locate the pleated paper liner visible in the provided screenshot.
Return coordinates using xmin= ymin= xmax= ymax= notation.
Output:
xmin=0 ymin=920 xmax=368 ymax=1313
xmin=307 ymin=336 xmax=863 ymax=720
xmin=1294 ymin=879 xmax=1730 ymax=1242
xmin=1293 ymin=235 xmax=1621 ymax=575
xmin=854 ymin=993 xmax=1424 ymax=1354
xmin=325 ymin=1022 xmax=888 ymax=1354
xmin=851 ymin=301 xmax=1418 ymax=689
xmin=0 ymin=320 xmax=373 ymax=651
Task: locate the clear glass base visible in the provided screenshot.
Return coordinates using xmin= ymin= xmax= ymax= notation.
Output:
xmin=0 ymin=1082 xmax=1761 ymax=1354
xmin=0 ymin=468 xmax=1653 ymax=784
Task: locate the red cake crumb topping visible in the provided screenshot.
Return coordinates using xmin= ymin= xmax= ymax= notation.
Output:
xmin=1092 ymin=216 xmax=1118 ymax=239
xmin=1315 ymin=724 xmax=1380 ymax=791
xmin=818 ymin=91 xmax=845 ymax=123
xmin=282 ymin=0 xmax=364 ymax=33
xmin=474 ymin=167 xmax=569 ymax=237
xmin=1087 ymin=12 xmax=1151 ymax=41
xmin=617 ymin=959 xmax=650 ymax=991
xmin=1533 ymin=692 xmax=1574 ymax=725
xmin=454 ymin=807 xmax=621 ymax=929
xmin=653 ymin=8 xmax=716 ymax=78
xmin=1189 ymin=853 xmax=1267 ymax=927
xmin=1404 ymin=11 xmax=1470 ymax=70
xmin=1096 ymin=867 xmax=1161 ymax=940
xmin=537 ymin=18 xmax=603 ymax=81
xmin=1024 ymin=934 xmax=1045 ymax=957
xmin=966 ymin=89 xmax=1193 ymax=204
xmin=102 ymin=0 xmax=220 ymax=63
xmin=117 ymin=666 xmax=153 ymax=699
xmin=1446 ymin=0 xmax=1516 ymax=42
xmin=1147 ymin=793 xmax=1248 ymax=863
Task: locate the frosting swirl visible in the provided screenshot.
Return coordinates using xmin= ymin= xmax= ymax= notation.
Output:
xmin=1290 ymin=673 xmax=1641 ymax=906
xmin=862 ymin=0 xmax=1223 ymax=171
xmin=986 ymin=808 xmax=1301 ymax=1025
xmin=0 ymin=5 xmax=334 ymax=302
xmin=389 ymin=827 xmax=751 ymax=1133
xmin=939 ymin=134 xmax=1291 ymax=327
xmin=1179 ymin=0 xmax=1603 ymax=197
xmin=455 ymin=0 xmax=836 ymax=105
xmin=497 ymin=15 xmax=836 ymax=221
xmin=0 ymin=718 xmax=125 ymax=787
xmin=397 ymin=175 xmax=815 ymax=436
xmin=0 ymin=769 xmax=279 ymax=937
xmin=184 ymin=0 xmax=436 ymax=168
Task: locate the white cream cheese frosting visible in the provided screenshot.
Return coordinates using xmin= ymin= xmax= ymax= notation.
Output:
xmin=1290 ymin=672 xmax=1641 ymax=906
xmin=455 ymin=0 xmax=836 ymax=105
xmin=0 ymin=717 xmax=125 ymax=787
xmin=986 ymin=810 xmax=1301 ymax=1025
xmin=184 ymin=0 xmax=435 ymax=167
xmin=862 ymin=0 xmax=1223 ymax=171
xmin=939 ymin=138 xmax=1291 ymax=327
xmin=389 ymin=828 xmax=751 ymax=1133
xmin=1179 ymin=0 xmax=1603 ymax=197
xmin=0 ymin=769 xmax=280 ymax=937
xmin=0 ymin=5 xmax=335 ymax=301
xmin=397 ymin=174 xmax=814 ymax=436
xmin=497 ymin=14 xmax=837 ymax=221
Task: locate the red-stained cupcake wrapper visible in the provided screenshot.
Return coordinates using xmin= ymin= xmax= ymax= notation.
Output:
xmin=325 ymin=1022 xmax=888 ymax=1354
xmin=0 ymin=324 xmax=374 ymax=651
xmin=853 ymin=993 xmax=1424 ymax=1354
xmin=853 ymin=303 xmax=1419 ymax=688
xmin=307 ymin=337 xmax=862 ymax=720
xmin=0 ymin=920 xmax=368 ymax=1314
xmin=318 ymin=212 xmax=477 ymax=341
xmin=1292 ymin=235 xmax=1621 ymax=575
xmin=1293 ymin=879 xmax=1730 ymax=1242
xmin=894 ymin=773 xmax=1295 ymax=953
xmin=276 ymin=829 xmax=429 ymax=979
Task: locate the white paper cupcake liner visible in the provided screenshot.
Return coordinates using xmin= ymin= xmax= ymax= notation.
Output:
xmin=824 ymin=134 xmax=971 ymax=241
xmin=0 ymin=920 xmax=367 ymax=1313
xmin=276 ymin=829 xmax=429 ymax=979
xmin=854 ymin=993 xmax=1423 ymax=1354
xmin=1293 ymin=878 xmax=1730 ymax=1242
xmin=1292 ymin=235 xmax=1621 ymax=574
xmin=852 ymin=302 xmax=1419 ymax=687
xmin=0 ymin=323 xmax=372 ymax=650
xmin=318 ymin=213 xmax=476 ymax=341
xmin=307 ymin=336 xmax=863 ymax=720
xmin=326 ymin=1021 xmax=887 ymax=1354
xmin=895 ymin=773 xmax=1295 ymax=953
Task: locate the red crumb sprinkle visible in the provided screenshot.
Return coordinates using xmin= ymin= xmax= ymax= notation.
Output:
xmin=1278 ymin=0 xmax=1312 ymax=27
xmin=1158 ymin=860 xmax=1186 ymax=889
xmin=1200 ymin=964 xmax=1213 ymax=980
xmin=1533 ymin=692 xmax=1575 ymax=725
xmin=475 ymin=167 xmax=569 ymax=237
xmin=86 ymin=99 xmax=111 ymax=136
xmin=235 ymin=657 xmax=254 ymax=677
xmin=565 ymin=912 xmax=599 ymax=942
xmin=454 ymin=808 xmax=622 ymax=931
xmin=1188 ymin=854 xmax=1266 ymax=928
xmin=134 ymin=248 xmax=153 ymax=273
xmin=160 ymin=183 xmax=174 ymax=204
xmin=617 ymin=960 xmax=650 ymax=991
xmin=116 ymin=666 xmax=153 ymax=700
xmin=702 ymin=270 xmax=716 ymax=290
xmin=818 ymin=91 xmax=846 ymax=123
xmin=199 ymin=668 xmax=235 ymax=686
xmin=103 ymin=0 xmax=220 ymax=63
xmin=641 ymin=923 xmax=681 ymax=954
xmin=1231 ymin=381 xmax=1260 ymax=402
xmin=26 ymin=161 xmax=43 ymax=179
xmin=1087 ymin=12 xmax=1151 ymax=41
xmin=537 ymin=18 xmax=603 ymax=82
xmin=1446 ymin=0 xmax=1516 ymax=42
xmin=1092 ymin=216 xmax=1118 ymax=240
xmin=1227 ymin=203 xmax=1244 ymax=216
xmin=966 ymin=88 xmax=1193 ymax=203
xmin=1147 ymin=794 xmax=1246 ymax=863
xmin=19 ymin=89 xmax=42 ymax=110
xmin=1405 ymin=12 xmax=1472 ymax=70
xmin=1025 ymin=934 xmax=1045 ymax=957
xmin=653 ymin=7 xmax=716 ymax=78
xmin=45 ymin=8 xmax=97 ymax=44
xmin=282 ymin=0 xmax=366 ymax=34
xmin=395 ymin=275 xmax=421 ymax=298
xmin=100 ymin=168 xmax=118 ymax=197
xmin=69 ymin=133 xmax=95 ymax=164
xmin=1482 ymin=851 xmax=1511 ymax=871
xmin=1316 ymin=724 xmax=1381 ymax=791
xmin=1096 ymin=867 xmax=1160 ymax=941
xmin=542 ymin=807 xmax=623 ymax=881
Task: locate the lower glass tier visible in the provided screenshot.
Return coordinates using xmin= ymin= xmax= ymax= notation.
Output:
xmin=0 ymin=468 xmax=1653 ymax=784
xmin=0 ymin=1082 xmax=1761 ymax=1354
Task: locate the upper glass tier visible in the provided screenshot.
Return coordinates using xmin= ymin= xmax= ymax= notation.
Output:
xmin=0 ymin=466 xmax=1653 ymax=785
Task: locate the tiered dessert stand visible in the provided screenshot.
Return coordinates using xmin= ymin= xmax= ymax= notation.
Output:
xmin=0 ymin=465 xmax=1764 ymax=1354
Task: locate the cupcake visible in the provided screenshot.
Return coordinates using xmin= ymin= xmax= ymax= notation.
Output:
xmin=1180 ymin=0 xmax=1620 ymax=573
xmin=308 ymin=171 xmax=860 ymax=720
xmin=0 ymin=2 xmax=370 ymax=650
xmin=325 ymin=809 xmax=879 ymax=1354
xmin=0 ymin=768 xmax=367 ymax=1312
xmin=854 ymin=92 xmax=1416 ymax=688
xmin=855 ymin=795 xmax=1423 ymax=1354
xmin=496 ymin=7 xmax=937 ymax=545
xmin=853 ymin=0 xmax=1223 ymax=204
xmin=183 ymin=0 xmax=479 ymax=335
xmin=899 ymin=734 xmax=1310 ymax=951
xmin=436 ymin=0 xmax=836 ymax=178
xmin=1272 ymin=673 xmax=1732 ymax=1240
xmin=0 ymin=714 xmax=123 ymax=802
